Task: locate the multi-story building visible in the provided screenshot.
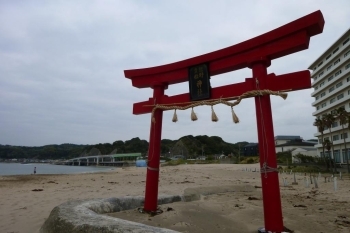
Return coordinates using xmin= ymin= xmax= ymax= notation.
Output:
xmin=309 ymin=28 xmax=350 ymax=164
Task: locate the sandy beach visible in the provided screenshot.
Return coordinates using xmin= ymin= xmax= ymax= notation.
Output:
xmin=1 ymin=163 xmax=349 ymax=233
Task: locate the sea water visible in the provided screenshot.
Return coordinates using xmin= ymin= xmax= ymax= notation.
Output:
xmin=0 ymin=163 xmax=115 ymax=176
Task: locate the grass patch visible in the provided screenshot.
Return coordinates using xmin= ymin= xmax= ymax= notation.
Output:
xmin=240 ymin=156 xmax=259 ymax=164
xmin=279 ymin=165 xmax=329 ymax=174
xmin=162 ymin=159 xmax=219 ymax=166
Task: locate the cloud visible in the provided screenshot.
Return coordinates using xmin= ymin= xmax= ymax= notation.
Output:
xmin=0 ymin=0 xmax=349 ymax=146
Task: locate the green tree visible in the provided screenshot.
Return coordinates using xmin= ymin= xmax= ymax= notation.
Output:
xmin=323 ymin=139 xmax=333 ymax=169
xmin=124 ymin=137 xmax=149 ymax=155
xmin=293 ymin=153 xmax=317 ymax=163
xmin=323 ymin=113 xmax=337 ymax=173
xmin=336 ymin=107 xmax=350 ymax=173
xmin=314 ymin=117 xmax=329 ymax=169
xmin=112 ymin=140 xmax=125 ymax=153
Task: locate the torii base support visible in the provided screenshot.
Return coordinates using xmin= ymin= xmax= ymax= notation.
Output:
xmin=258 ymin=226 xmax=293 ymax=233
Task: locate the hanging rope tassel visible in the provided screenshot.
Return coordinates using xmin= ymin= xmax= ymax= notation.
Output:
xmin=149 ymin=89 xmax=288 ymax=123
xmin=278 ymin=91 xmax=288 ymax=100
xmin=231 ymin=107 xmax=239 ymax=123
xmin=191 ymin=107 xmax=198 ymax=121
xmin=211 ymin=106 xmax=218 ymax=122
xmin=172 ymin=109 xmax=178 ymax=122
xmin=151 ymin=112 xmax=156 ymax=123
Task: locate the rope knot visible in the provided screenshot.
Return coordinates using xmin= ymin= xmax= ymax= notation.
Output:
xmin=260 ymin=162 xmax=279 ymax=178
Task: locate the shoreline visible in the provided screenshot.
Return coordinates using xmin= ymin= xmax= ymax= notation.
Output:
xmin=0 ymin=162 xmax=117 ymax=176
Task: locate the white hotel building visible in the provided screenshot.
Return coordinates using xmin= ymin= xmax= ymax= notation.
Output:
xmin=309 ymin=29 xmax=350 ymax=164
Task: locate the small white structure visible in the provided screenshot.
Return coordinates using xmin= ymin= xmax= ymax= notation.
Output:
xmin=275 ymin=141 xmax=316 ymax=153
xmin=274 ymin=135 xmax=302 ymax=145
xmin=292 ymin=148 xmax=317 ymax=163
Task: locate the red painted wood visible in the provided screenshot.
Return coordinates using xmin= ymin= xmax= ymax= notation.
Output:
xmin=132 ymin=70 xmax=311 ymax=115
xmin=124 ymin=11 xmax=323 ymax=88
xmin=252 ymin=62 xmax=284 ymax=232
xmin=143 ymin=85 xmax=165 ymax=212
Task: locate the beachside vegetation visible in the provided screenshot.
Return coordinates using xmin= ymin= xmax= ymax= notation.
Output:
xmin=0 ymin=135 xmax=248 ymax=161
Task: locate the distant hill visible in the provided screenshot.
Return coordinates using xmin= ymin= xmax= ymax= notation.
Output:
xmin=0 ymin=136 xmax=249 ymax=160
xmin=166 ymin=135 xmax=248 ymax=159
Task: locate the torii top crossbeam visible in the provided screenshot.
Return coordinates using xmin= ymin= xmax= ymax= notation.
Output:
xmin=125 ymin=10 xmax=324 ymax=88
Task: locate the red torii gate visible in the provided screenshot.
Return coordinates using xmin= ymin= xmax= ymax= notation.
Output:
xmin=124 ymin=11 xmax=324 ymax=233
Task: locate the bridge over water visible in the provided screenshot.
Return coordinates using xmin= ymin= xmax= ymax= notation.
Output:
xmin=65 ymin=153 xmax=142 ymax=167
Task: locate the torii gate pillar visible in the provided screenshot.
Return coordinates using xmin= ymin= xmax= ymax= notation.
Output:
xmin=144 ymin=83 xmax=167 ymax=211
xmin=251 ymin=60 xmax=283 ymax=231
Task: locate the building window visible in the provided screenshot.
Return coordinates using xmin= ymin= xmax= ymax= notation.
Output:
xmin=326 ymin=54 xmax=332 ymax=60
xmin=335 ymin=70 xmax=342 ymax=77
xmin=315 ymin=86 xmax=318 ymax=90
xmin=320 ymin=81 xmax=325 ymax=87
xmin=342 ymin=149 xmax=350 ymax=163
xmin=328 ymin=75 xmax=334 ymax=81
xmin=332 ymin=122 xmax=338 ymax=128
xmin=321 ymin=103 xmax=326 ymax=108
xmin=333 ymin=135 xmax=339 ymax=141
xmin=341 ymin=133 xmax=348 ymax=139
xmin=319 ymin=71 xmax=324 ymax=77
xmin=346 ymin=63 xmax=350 ymax=70
xmin=317 ymin=106 xmax=320 ymax=110
xmin=343 ymin=38 xmax=349 ymax=45
xmin=316 ymin=96 xmax=319 ymax=100
xmin=324 ymin=137 xmax=329 ymax=141
xmin=334 ymin=150 xmax=341 ymax=162
xmin=334 ymin=58 xmax=340 ymax=65
xmin=321 ymin=92 xmax=326 ymax=97
xmin=337 ymin=93 xmax=344 ymax=100
xmin=333 ymin=47 xmax=339 ymax=54
xmin=336 ymin=82 xmax=342 ymax=88
xmin=327 ymin=65 xmax=332 ymax=71
xmin=348 ymin=90 xmax=350 ymax=95
xmin=329 ymin=86 xmax=334 ymax=93
xmin=318 ymin=61 xmax=323 ymax=67
xmin=345 ymin=50 xmax=350 ymax=58
xmin=330 ymin=98 xmax=335 ymax=104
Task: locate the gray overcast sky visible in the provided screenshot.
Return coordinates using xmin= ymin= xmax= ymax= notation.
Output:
xmin=1 ymin=0 xmax=349 ymax=146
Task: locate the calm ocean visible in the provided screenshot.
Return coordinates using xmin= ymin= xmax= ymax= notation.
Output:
xmin=0 ymin=163 xmax=115 ymax=176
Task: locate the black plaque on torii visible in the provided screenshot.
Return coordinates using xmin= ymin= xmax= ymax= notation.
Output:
xmin=188 ymin=63 xmax=211 ymax=101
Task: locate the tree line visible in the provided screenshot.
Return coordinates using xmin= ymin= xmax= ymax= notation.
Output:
xmin=313 ymin=107 xmax=350 ymax=173
xmin=0 ymin=136 xmax=249 ymax=161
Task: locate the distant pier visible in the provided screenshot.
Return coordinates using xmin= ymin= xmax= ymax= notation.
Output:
xmin=63 ymin=153 xmax=141 ymax=167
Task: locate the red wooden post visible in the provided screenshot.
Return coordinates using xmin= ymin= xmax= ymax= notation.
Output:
xmin=143 ymin=83 xmax=166 ymax=212
xmin=252 ymin=61 xmax=284 ymax=232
